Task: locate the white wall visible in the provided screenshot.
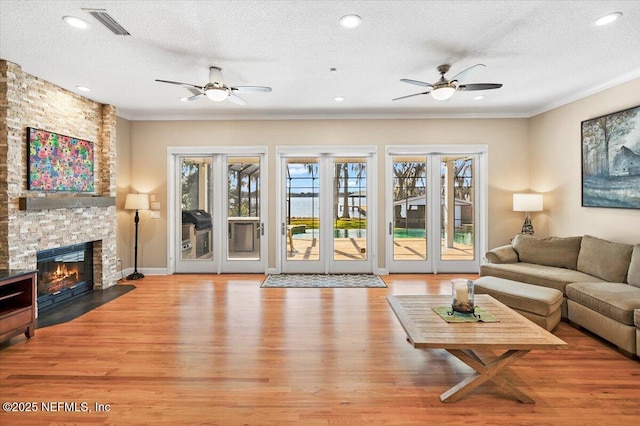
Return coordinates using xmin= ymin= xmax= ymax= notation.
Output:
xmin=128 ymin=118 xmax=529 ymax=270
xmin=118 ymin=78 xmax=640 ymax=272
xmin=529 ymin=78 xmax=640 ymax=244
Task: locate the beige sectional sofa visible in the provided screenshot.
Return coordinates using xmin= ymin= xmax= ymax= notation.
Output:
xmin=480 ymin=234 xmax=640 ymax=357
xmin=636 ymin=309 xmax=640 ymax=356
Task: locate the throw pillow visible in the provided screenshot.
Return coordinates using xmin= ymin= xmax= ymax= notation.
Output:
xmin=576 ymin=235 xmax=634 ymax=283
xmin=486 ymin=245 xmax=519 ymax=263
xmin=512 ymin=234 xmax=582 ymax=269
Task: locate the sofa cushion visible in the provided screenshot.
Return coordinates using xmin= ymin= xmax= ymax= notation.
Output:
xmin=485 ymin=245 xmax=519 ymax=264
xmin=635 ymin=309 xmax=640 ymax=328
xmin=627 ymin=245 xmax=640 ymax=288
xmin=512 ymin=234 xmax=582 ymax=270
xmin=565 ymin=282 xmax=640 ymax=326
xmin=485 ymin=245 xmax=518 ymax=263
xmin=480 ymin=262 xmax=604 ymax=295
xmin=474 ymin=276 xmax=563 ymax=316
xmin=576 ymin=235 xmax=633 ymax=283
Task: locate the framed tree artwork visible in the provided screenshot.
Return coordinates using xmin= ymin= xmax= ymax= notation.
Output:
xmin=581 ymin=105 xmax=640 ymax=209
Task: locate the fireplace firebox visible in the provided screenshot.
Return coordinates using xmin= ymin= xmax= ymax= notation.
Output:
xmin=36 ymin=242 xmax=94 ymax=313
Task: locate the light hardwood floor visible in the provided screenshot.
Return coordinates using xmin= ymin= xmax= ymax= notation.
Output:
xmin=1 ymin=274 xmax=638 ymax=425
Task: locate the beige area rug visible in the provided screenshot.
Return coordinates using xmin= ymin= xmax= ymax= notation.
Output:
xmin=261 ymin=274 xmax=387 ymax=288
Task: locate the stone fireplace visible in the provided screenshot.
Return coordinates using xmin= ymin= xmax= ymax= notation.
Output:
xmin=0 ymin=60 xmax=119 ymax=296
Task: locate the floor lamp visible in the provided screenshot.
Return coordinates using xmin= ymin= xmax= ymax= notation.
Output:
xmin=513 ymin=193 xmax=543 ymax=235
xmin=125 ymin=193 xmax=149 ymax=280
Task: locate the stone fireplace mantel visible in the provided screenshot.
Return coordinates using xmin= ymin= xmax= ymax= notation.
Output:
xmin=18 ymin=196 xmax=116 ymax=211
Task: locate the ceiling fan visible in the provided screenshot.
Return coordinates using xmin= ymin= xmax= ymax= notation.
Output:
xmin=393 ymin=64 xmax=502 ymax=102
xmin=155 ymin=66 xmax=272 ymax=105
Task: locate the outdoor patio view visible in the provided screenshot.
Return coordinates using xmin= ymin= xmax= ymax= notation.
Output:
xmin=284 ymin=155 xmax=474 ymax=263
xmin=392 ymin=155 xmax=475 ymax=262
xmin=285 ymin=157 xmax=367 ymax=262
xmin=440 ymin=156 xmax=475 ymax=261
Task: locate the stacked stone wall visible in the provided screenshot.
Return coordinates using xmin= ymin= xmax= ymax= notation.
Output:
xmin=0 ymin=60 xmax=117 ymax=289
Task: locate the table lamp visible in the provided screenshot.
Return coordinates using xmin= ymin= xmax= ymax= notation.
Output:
xmin=513 ymin=193 xmax=543 ymax=235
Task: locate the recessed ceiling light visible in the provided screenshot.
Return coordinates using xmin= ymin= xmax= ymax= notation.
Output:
xmin=473 ymin=95 xmax=484 ymax=101
xmin=334 ymin=96 xmax=345 ymax=102
xmin=75 ymin=86 xmax=91 ymax=92
xmin=63 ymin=16 xmax=89 ymax=29
xmin=340 ymin=14 xmax=362 ymax=29
xmin=330 ymin=68 xmax=337 ymax=74
xmin=179 ymin=97 xmax=190 ymax=102
xmin=593 ymin=12 xmax=622 ymax=26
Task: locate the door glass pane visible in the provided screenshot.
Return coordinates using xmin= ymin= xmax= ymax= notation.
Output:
xmin=333 ymin=158 xmax=367 ymax=261
xmin=392 ymin=156 xmax=427 ymax=260
xmin=440 ymin=157 xmax=475 ymax=261
xmin=180 ymin=157 xmax=213 ymax=261
xmin=227 ymin=157 xmax=261 ymax=260
xmin=285 ymin=158 xmax=320 ymax=261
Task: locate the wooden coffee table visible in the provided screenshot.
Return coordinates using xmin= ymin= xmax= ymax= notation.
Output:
xmin=387 ymin=294 xmax=567 ymax=403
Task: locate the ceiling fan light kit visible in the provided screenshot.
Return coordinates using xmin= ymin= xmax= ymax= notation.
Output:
xmin=205 ymin=86 xmax=229 ymax=102
xmin=431 ymin=85 xmax=456 ymax=101
xmin=394 ymin=63 xmax=503 ymax=103
xmin=156 ymin=66 xmax=271 ymax=106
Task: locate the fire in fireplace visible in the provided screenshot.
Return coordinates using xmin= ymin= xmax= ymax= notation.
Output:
xmin=36 ymin=242 xmax=94 ymax=313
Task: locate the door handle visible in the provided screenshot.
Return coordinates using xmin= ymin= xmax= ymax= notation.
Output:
xmin=389 ymin=222 xmax=393 ymax=235
xmin=281 ymin=223 xmax=286 ymax=235
xmin=260 ymin=223 xmax=265 ymax=236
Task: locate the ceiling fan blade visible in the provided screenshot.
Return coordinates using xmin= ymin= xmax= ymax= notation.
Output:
xmin=457 ymin=83 xmax=503 ymax=91
xmin=392 ymin=91 xmax=431 ymax=101
xmin=155 ymin=79 xmax=203 ymax=91
xmin=209 ymin=66 xmax=224 ymax=84
xmin=449 ymin=64 xmax=486 ymax=82
xmin=400 ymin=78 xmax=433 ymax=88
xmin=186 ymin=87 xmax=202 ymax=96
xmin=186 ymin=93 xmax=205 ymax=101
xmin=228 ymin=93 xmax=248 ymax=105
xmin=231 ymin=86 xmax=272 ymax=93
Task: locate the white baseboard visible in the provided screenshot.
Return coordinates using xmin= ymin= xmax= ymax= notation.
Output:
xmin=118 ymin=267 xmax=133 ymax=281
xmin=118 ymin=267 xmax=169 ymax=281
xmin=139 ymin=267 xmax=169 ymax=276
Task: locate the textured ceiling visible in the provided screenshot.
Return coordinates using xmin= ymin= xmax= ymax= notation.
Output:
xmin=1 ymin=0 xmax=639 ymax=120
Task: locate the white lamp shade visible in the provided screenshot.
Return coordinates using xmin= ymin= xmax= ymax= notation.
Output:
xmin=124 ymin=193 xmax=150 ymax=210
xmin=513 ymin=193 xmax=543 ymax=212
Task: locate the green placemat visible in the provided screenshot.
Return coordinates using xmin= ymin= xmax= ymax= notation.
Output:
xmin=432 ymin=306 xmax=499 ymax=323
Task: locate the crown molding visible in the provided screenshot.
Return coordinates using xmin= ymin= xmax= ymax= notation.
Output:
xmin=528 ymin=68 xmax=640 ymax=117
xmin=117 ymin=111 xmax=529 ymax=121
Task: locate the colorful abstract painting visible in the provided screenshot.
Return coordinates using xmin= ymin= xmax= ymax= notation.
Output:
xmin=27 ymin=127 xmax=94 ymax=192
xmin=581 ymin=106 xmax=640 ymax=209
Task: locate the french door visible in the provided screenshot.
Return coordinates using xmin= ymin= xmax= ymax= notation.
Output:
xmin=168 ymin=147 xmax=267 ymax=274
xmin=277 ymin=147 xmax=376 ymax=274
xmin=386 ymin=145 xmax=487 ymax=273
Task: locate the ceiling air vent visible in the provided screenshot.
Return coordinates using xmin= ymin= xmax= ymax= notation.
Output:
xmin=83 ymin=9 xmax=130 ymax=35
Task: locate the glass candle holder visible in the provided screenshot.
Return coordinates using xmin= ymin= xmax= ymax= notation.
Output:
xmin=451 ymin=278 xmax=475 ymax=314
